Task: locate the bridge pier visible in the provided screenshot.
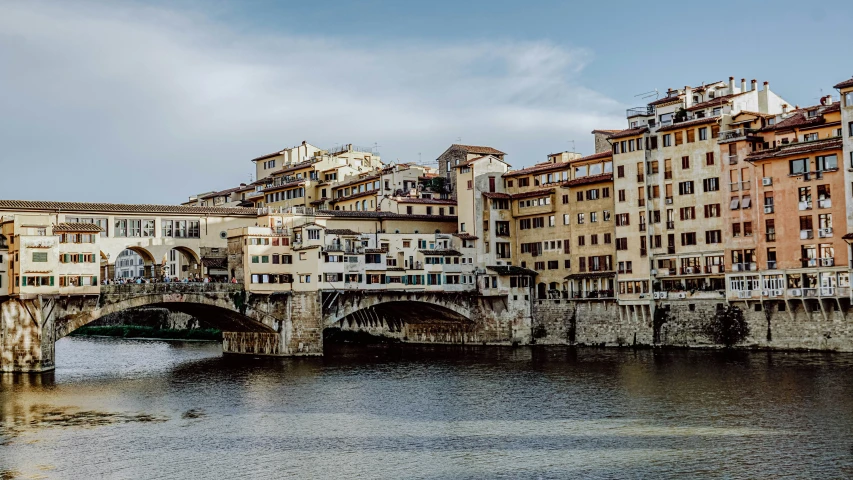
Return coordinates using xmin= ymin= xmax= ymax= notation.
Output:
xmin=0 ymin=296 xmax=58 ymax=372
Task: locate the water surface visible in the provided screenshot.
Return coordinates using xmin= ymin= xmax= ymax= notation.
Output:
xmin=2 ymin=337 xmax=852 ymax=479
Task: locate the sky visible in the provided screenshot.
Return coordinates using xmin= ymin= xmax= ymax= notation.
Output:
xmin=1 ymin=0 xmax=852 ymax=204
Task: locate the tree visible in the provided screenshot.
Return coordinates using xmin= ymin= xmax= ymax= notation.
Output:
xmin=706 ymin=305 xmax=749 ymax=347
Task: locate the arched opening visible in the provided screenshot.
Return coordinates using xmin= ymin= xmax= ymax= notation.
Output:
xmin=327 ymin=300 xmax=473 ymax=344
xmin=161 ymin=246 xmax=202 ymax=281
xmin=537 ymin=282 xmax=547 ymax=299
xmin=113 ymin=248 xmax=154 ymax=282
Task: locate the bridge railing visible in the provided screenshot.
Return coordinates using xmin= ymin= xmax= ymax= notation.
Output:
xmin=101 ymin=283 xmax=245 ymax=295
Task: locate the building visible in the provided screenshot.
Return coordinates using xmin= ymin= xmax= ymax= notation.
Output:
xmin=438 ymin=144 xmax=506 ymax=198
xmin=115 ymin=249 xmax=145 ymax=279
xmin=1 ymin=216 xmax=101 ymax=296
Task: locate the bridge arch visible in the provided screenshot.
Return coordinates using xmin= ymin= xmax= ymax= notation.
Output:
xmin=52 ymin=285 xmax=281 ymax=340
xmin=323 ymin=291 xmax=475 ymax=328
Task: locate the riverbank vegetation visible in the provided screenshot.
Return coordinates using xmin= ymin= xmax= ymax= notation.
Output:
xmin=71 ymin=325 xmax=221 ymax=340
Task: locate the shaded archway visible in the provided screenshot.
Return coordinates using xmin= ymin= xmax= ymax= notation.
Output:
xmin=160 ymin=246 xmax=201 ymax=280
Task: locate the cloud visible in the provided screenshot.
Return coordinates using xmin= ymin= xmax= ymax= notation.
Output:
xmin=0 ymin=1 xmax=625 ymax=203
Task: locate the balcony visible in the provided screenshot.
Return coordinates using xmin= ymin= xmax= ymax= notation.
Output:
xmin=818 ymin=198 xmax=832 ymax=209
xmin=733 ymin=262 xmax=757 ymax=272
xmin=704 ymin=265 xmax=725 ymax=274
xmin=798 ymin=201 xmax=812 ymax=210
xmin=800 ymin=229 xmax=814 ymax=240
xmin=729 ymin=182 xmax=740 ymax=192
xmin=719 ymin=128 xmax=759 ymax=142
xmin=627 ymin=106 xmax=655 ymax=118
xmin=727 ymin=155 xmax=739 ymax=165
xmin=680 ymin=267 xmax=700 ymax=275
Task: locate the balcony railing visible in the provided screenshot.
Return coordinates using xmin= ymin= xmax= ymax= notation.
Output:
xmin=719 ymin=128 xmax=759 ymax=141
xmin=732 ymin=262 xmax=757 ymax=272
xmin=800 ymin=229 xmax=814 ymax=240
xmin=626 ymin=106 xmax=655 ymax=118
xmin=704 ymin=265 xmax=725 ymax=274
xmin=727 ymin=155 xmax=739 ymax=165
xmin=818 ymin=198 xmax=832 ymax=208
xmin=729 ymin=182 xmax=740 ymax=192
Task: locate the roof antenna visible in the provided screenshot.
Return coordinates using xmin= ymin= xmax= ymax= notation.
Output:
xmin=635 ymin=89 xmax=659 ymax=100
xmin=568 ymin=140 xmax=576 ymax=153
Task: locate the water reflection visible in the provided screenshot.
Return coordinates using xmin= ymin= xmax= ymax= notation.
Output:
xmin=1 ymin=338 xmax=852 ymax=478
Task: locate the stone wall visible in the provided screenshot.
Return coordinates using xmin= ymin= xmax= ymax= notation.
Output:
xmin=532 ymin=299 xmax=651 ymax=346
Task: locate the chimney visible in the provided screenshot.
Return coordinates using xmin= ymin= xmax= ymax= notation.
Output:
xmin=741 ymin=78 xmax=746 ymax=92
xmin=763 ymin=81 xmax=769 ymax=91
xmin=751 ymin=79 xmax=757 ymax=91
xmin=822 ymin=94 xmax=833 ymax=105
xmin=728 ymin=76 xmax=735 ymax=92
xmin=684 ymin=85 xmax=693 ymax=108
xmin=782 ymin=104 xmax=788 ymax=114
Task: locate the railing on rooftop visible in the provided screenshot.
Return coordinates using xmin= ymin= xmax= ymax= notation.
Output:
xmin=719 ymin=128 xmax=759 ymax=141
xmin=626 ymin=106 xmax=655 ymax=118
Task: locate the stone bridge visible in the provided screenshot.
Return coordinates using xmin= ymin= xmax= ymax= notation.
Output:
xmin=1 ymin=284 xmax=531 ymax=372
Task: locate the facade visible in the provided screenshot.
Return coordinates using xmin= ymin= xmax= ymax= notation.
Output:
xmin=115 ymin=249 xmax=145 ymax=279
xmin=1 ymin=217 xmax=101 ymax=296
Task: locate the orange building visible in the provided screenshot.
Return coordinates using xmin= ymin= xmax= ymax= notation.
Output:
xmin=723 ymin=96 xmax=848 ymax=303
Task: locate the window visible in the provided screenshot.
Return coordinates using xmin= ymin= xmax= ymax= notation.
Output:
xmin=602 ymin=187 xmax=610 ymax=198
xmin=577 ymin=236 xmax=586 ymax=246
xmin=663 ymin=134 xmax=672 ymax=147
xmin=467 ymin=180 xmax=473 ymax=190
xmin=618 ymin=189 xmax=626 ymax=202
xmin=803 ymin=132 xmax=819 ymax=142
xmin=705 ymin=152 xmax=715 ymax=165
xmin=603 ymin=210 xmax=611 ymax=221
xmin=744 ymin=222 xmax=753 ymax=236
xmin=586 ymin=189 xmax=599 ymax=200
xmin=562 ymin=194 xmax=569 ymax=204
xmin=729 ymin=197 xmax=740 ymax=210
xmin=681 ymin=232 xmax=697 ymax=245
xmin=563 ymin=214 xmax=570 ymax=225
xmin=681 ymin=156 xmax=690 ymax=169
xmin=617 ymin=165 xmax=625 ymax=178
xmin=732 ymin=223 xmax=741 ymax=237
xmin=674 ymin=131 xmax=683 ymax=146
xmin=615 ymin=238 xmax=628 ymax=250
xmin=577 ymin=213 xmax=585 ymax=224
xmin=615 ymin=213 xmax=630 ymax=226
xmin=590 ymin=212 xmax=598 ymax=223
xmin=706 ymin=230 xmax=722 ymax=244
xmin=678 ymin=181 xmax=694 ymax=195
xmin=698 ymin=127 xmax=708 ymax=141
xmin=789 ymin=158 xmax=809 ymax=175
xmin=703 ymin=177 xmax=719 ymax=192
xmin=548 ymin=215 xmax=555 ymax=227
xmin=816 ymin=154 xmax=837 ymax=171
xmin=704 ymin=204 xmax=721 ymax=218
xmin=679 ymin=207 xmax=695 ymax=220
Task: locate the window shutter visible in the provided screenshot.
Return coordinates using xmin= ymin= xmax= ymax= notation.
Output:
xmin=50 ymin=276 xmax=54 ymax=286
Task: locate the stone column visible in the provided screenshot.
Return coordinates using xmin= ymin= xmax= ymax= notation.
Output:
xmin=0 ymin=297 xmax=56 ymax=372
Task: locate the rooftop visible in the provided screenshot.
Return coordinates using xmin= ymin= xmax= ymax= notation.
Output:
xmin=53 ymin=222 xmax=103 ymax=233
xmin=0 ymin=200 xmax=257 ymax=216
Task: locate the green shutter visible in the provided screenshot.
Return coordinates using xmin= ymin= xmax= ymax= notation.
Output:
xmin=22 ymin=276 xmax=27 ymax=285
xmin=50 ymin=276 xmax=54 ymax=286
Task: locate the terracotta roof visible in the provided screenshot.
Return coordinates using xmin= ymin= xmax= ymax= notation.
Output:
xmin=648 ymin=95 xmax=682 ymax=107
xmin=591 ymin=129 xmax=621 ymax=134
xmin=453 ymin=233 xmax=479 ymax=240
xmin=745 ymin=137 xmax=842 ymax=162
xmin=329 ymin=189 xmax=379 ymax=204
xmin=451 ymin=144 xmax=506 ymax=156
xmin=310 ymin=198 xmax=330 ymax=205
xmin=481 ymin=192 xmax=511 ymax=199
xmin=419 ymin=249 xmax=462 ymax=256
xmin=325 ymin=229 xmax=360 ymax=236
xmin=562 ymin=173 xmax=613 ymax=187
xmin=317 ymin=210 xmax=456 ymax=221
xmin=53 ymin=222 xmax=103 ymax=233
xmin=763 ymin=103 xmax=840 ymax=132
xmin=571 ymin=151 xmax=612 ymax=163
xmin=656 ymin=116 xmax=718 ymax=132
xmin=833 ymin=78 xmax=853 ymax=89
xmin=0 ymin=200 xmax=257 ymax=216
xmin=250 ymin=150 xmax=284 ymax=162
xmin=686 ymin=92 xmax=745 ymax=112
xmin=565 ymin=271 xmax=615 ymax=280
xmin=452 ymin=155 xmax=486 ymax=169
xmin=512 ymin=188 xmax=554 ymax=200
xmin=201 ymin=257 xmax=227 ymax=269
xmin=607 ymin=127 xmax=648 ymax=139
xmin=733 ymin=110 xmax=775 ymax=119
xmin=333 ymin=173 xmax=380 ymax=190
xmin=263 ymin=179 xmax=305 ymax=193
xmin=505 ymin=160 xmax=571 ymax=178
xmin=278 ymin=159 xmax=320 ymax=175
xmin=393 ymin=197 xmax=456 ymax=205
xmin=199 ymin=185 xmax=245 ymax=200
xmin=487 ymin=265 xmax=538 ymax=276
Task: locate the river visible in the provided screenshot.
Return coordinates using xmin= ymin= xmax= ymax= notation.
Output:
xmin=2 ymin=338 xmax=852 ymax=479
